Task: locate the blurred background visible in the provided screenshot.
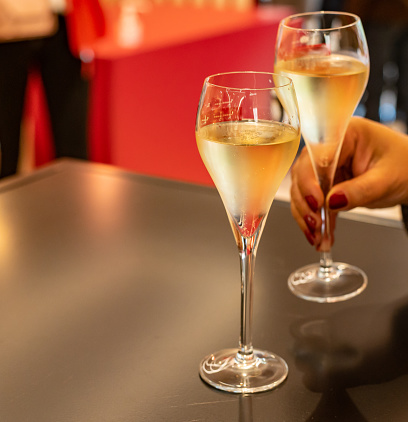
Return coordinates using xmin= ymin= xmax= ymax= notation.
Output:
xmin=5 ymin=0 xmax=406 ymax=182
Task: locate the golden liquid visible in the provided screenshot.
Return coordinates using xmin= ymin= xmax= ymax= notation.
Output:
xmin=275 ymin=54 xmax=368 ymax=179
xmin=196 ymin=121 xmax=299 ymax=238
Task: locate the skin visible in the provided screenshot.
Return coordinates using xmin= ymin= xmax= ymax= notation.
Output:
xmin=291 ymin=117 xmax=408 ymax=249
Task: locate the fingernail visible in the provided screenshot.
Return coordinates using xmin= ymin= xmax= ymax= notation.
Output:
xmin=304 ymin=230 xmax=315 ymax=246
xmin=305 ymin=195 xmax=318 ymax=213
xmin=304 ymin=215 xmax=316 ymax=234
xmin=329 ymin=192 xmax=348 ymax=210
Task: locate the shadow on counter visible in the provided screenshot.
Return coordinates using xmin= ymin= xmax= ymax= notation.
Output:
xmin=291 ymin=296 xmax=408 ymax=421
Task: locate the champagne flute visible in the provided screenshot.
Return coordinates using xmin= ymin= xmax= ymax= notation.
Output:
xmin=196 ymin=71 xmax=300 ymax=393
xmin=275 ymin=11 xmax=369 ymax=303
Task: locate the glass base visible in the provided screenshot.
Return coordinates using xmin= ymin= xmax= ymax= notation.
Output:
xmin=199 ymin=348 xmax=288 ymax=394
xmin=288 ymin=262 xmax=367 ymax=303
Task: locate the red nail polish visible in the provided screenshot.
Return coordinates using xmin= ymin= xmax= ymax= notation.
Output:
xmin=304 ymin=215 xmax=316 ymax=234
xmin=304 ymin=230 xmax=315 ymax=246
xmin=329 ymin=192 xmax=348 ymax=210
xmin=305 ymin=195 xmax=318 ymax=213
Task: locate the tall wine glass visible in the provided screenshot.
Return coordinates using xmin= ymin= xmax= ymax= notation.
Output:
xmin=275 ymin=11 xmax=369 ymax=303
xmin=196 ymin=71 xmax=300 ymax=393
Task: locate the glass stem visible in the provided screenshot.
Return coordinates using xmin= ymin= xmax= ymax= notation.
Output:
xmin=237 ymin=233 xmax=259 ymax=364
xmin=319 ymin=200 xmax=333 ymax=276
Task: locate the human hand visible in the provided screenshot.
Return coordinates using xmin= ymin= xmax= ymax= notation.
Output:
xmin=290 ymin=117 xmax=408 ymax=249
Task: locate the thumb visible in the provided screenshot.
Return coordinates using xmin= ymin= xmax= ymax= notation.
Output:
xmin=327 ymin=168 xmax=388 ymax=211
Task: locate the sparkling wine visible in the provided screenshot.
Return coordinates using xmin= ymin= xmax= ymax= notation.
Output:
xmin=275 ymin=54 xmax=368 ymax=188
xmin=196 ymin=120 xmax=299 ymax=238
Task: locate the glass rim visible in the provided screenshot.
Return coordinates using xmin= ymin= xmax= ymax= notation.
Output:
xmin=204 ymin=71 xmax=294 ymax=91
xmin=280 ymin=10 xmax=361 ymax=32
